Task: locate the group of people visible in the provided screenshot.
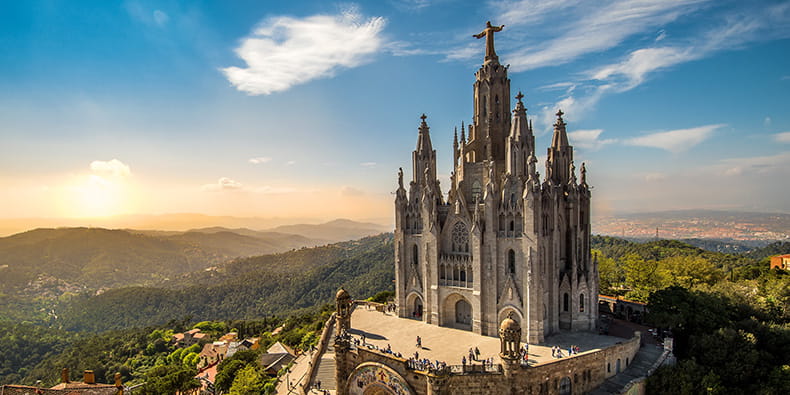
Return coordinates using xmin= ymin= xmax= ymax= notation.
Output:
xmin=465 ymin=346 xmax=481 ymax=363
xmin=551 ymin=345 xmax=581 ymax=358
xmin=406 ymin=356 xmax=448 ymax=373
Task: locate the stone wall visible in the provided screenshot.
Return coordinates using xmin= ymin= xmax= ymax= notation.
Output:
xmin=338 ymin=332 xmax=641 ymax=395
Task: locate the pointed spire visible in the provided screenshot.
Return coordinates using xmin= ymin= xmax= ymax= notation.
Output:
xmin=453 ymin=126 xmax=458 ymax=146
xmin=510 ymin=92 xmax=528 ymax=139
xmin=416 ymin=113 xmax=433 ymax=153
xmin=551 ymin=109 xmax=569 ymax=148
xmin=460 ymin=121 xmax=466 ymax=142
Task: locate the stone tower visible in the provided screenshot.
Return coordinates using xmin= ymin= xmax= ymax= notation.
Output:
xmin=394 ymin=22 xmax=597 ymax=343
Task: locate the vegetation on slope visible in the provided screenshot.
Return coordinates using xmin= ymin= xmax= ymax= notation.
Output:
xmin=54 ymin=234 xmax=393 ymax=332
xmin=0 ymin=227 xmax=323 ymax=296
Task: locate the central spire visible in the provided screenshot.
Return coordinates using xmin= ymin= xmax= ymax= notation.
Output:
xmin=473 ymin=21 xmax=505 ymax=64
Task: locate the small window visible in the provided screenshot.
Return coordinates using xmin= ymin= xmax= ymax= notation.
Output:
xmin=509 ymin=220 xmax=515 ymax=232
xmin=579 ymin=293 xmax=585 ymax=312
xmin=412 ymin=244 xmax=418 ymax=266
xmin=607 ymin=362 xmax=611 ymax=373
xmin=563 ymin=293 xmax=569 ymax=312
xmin=508 ymin=250 xmax=516 ymax=275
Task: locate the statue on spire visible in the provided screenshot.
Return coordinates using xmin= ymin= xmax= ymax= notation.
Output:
xmin=473 ymin=21 xmax=504 ymax=63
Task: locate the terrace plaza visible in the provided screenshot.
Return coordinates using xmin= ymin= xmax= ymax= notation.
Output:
xmin=349 ymin=307 xmax=624 ymax=368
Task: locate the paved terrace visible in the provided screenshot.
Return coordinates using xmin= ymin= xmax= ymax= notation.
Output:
xmin=349 ymin=307 xmax=627 ymax=368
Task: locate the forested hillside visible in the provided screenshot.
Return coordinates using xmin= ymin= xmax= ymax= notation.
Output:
xmin=54 ymin=234 xmax=394 ymax=332
xmin=0 ymin=227 xmax=323 ymax=295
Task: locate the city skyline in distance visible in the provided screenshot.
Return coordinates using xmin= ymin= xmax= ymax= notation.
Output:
xmin=1 ymin=0 xmax=789 ymax=225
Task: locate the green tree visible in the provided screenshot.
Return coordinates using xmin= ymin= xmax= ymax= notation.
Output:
xmin=139 ymin=364 xmax=200 ymax=395
xmin=229 ymin=365 xmax=266 ymax=395
xmin=658 ymin=255 xmax=722 ymax=288
xmin=622 ymin=254 xmax=659 ymax=302
xmin=594 ymin=250 xmax=621 ymax=295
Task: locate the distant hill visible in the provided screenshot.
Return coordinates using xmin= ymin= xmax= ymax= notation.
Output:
xmin=0 ymin=227 xmax=324 ymax=296
xmin=55 ymin=234 xmax=395 ymax=332
xmin=266 ymin=219 xmax=390 ymax=242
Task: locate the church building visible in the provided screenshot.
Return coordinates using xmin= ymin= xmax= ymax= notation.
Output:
xmin=394 ymin=21 xmax=598 ymax=344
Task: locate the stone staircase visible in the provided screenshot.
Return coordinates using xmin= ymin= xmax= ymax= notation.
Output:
xmin=589 ymin=344 xmax=665 ymax=395
xmin=309 ymin=329 xmax=337 ymax=393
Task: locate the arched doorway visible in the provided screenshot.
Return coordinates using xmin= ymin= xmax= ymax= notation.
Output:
xmin=442 ymin=294 xmax=473 ymax=331
xmin=405 ymin=293 xmax=423 ymax=320
xmin=455 ymin=299 xmax=471 ymax=326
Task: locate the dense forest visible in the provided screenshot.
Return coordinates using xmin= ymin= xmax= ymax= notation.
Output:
xmin=0 ymin=227 xmax=323 ymax=295
xmin=1 ymin=231 xmax=788 ymax=392
xmin=591 ymin=235 xmax=790 ymax=393
xmin=53 ymin=234 xmax=393 ymax=332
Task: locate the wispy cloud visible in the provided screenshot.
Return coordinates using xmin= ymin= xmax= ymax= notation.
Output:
xmin=153 ymin=10 xmax=169 ymax=26
xmin=444 ymin=1 xmax=790 ymax=133
xmin=202 ymin=177 xmax=243 ymax=191
xmin=90 ymin=159 xmax=131 ymax=178
xmin=644 ymin=172 xmax=667 ymax=182
xmin=567 ymin=129 xmax=617 ymax=150
xmin=360 ymin=162 xmax=377 ymax=168
xmin=248 ymin=157 xmax=272 ymax=164
xmin=222 ymin=7 xmax=386 ymax=95
xmin=625 ymin=124 xmax=725 ymax=153
xmin=494 ymin=0 xmax=711 ymax=72
xmin=775 ymin=131 xmax=790 ymax=143
xmin=717 ymin=152 xmax=790 ymax=176
xmin=341 ymin=186 xmax=365 ymax=196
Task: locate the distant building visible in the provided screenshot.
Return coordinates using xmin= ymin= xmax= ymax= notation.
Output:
xmin=770 ymin=254 xmax=790 ymax=270
xmin=259 ymin=342 xmax=296 ymax=376
xmin=0 ymin=369 xmax=123 ymax=395
xmin=598 ymin=295 xmax=648 ymax=324
xmin=172 ymin=328 xmax=210 ymax=347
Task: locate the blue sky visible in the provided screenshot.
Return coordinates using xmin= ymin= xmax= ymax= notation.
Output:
xmin=0 ymin=0 xmax=788 ymax=224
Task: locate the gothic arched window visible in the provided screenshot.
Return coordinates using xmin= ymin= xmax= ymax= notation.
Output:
xmin=412 ymin=244 xmax=418 ymax=266
xmin=451 ymin=222 xmax=469 ymax=253
xmin=508 ymin=249 xmax=516 ymax=275
xmin=563 ymin=293 xmax=569 ymax=312
xmin=579 ymin=293 xmax=585 ymax=312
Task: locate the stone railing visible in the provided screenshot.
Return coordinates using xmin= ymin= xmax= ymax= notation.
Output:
xmin=304 ymin=312 xmax=336 ymax=392
xmin=448 ymin=363 xmax=503 ymax=374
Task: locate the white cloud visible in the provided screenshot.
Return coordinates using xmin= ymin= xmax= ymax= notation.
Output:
xmin=717 ymin=152 xmax=790 ymax=176
xmin=153 ymin=10 xmax=169 ymax=26
xmin=775 ymin=131 xmax=790 ymax=143
xmin=655 ymin=29 xmax=666 ymax=42
xmin=764 ymin=116 xmax=772 ymax=127
xmin=498 ymin=0 xmax=710 ymax=72
xmin=360 ymin=162 xmax=377 ymax=168
xmin=90 ymin=159 xmax=131 ymax=178
xmin=625 ymin=124 xmax=725 ymax=153
xmin=502 ymin=1 xmax=790 ymax=128
xmin=222 ymin=8 xmax=386 ymax=95
xmin=341 ymin=186 xmax=365 ymax=196
xmin=567 ymin=129 xmax=617 ymax=150
xmin=202 ymin=177 xmax=243 ymax=191
xmin=285 ymin=160 xmax=296 ymax=166
xmin=248 ymin=157 xmax=272 ymax=164
xmin=252 ymin=186 xmax=297 ymax=194
xmin=644 ymin=172 xmax=667 ymax=182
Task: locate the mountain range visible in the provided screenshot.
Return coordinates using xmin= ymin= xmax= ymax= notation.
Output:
xmin=0 ymin=219 xmax=388 ymax=297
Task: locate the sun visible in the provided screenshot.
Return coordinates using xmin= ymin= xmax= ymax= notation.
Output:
xmin=63 ymin=175 xmax=129 ymax=218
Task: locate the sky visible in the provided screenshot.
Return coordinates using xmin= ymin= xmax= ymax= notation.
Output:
xmin=0 ymin=0 xmax=789 ymax=226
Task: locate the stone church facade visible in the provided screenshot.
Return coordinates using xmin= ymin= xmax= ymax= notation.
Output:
xmin=394 ymin=23 xmax=598 ymax=344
